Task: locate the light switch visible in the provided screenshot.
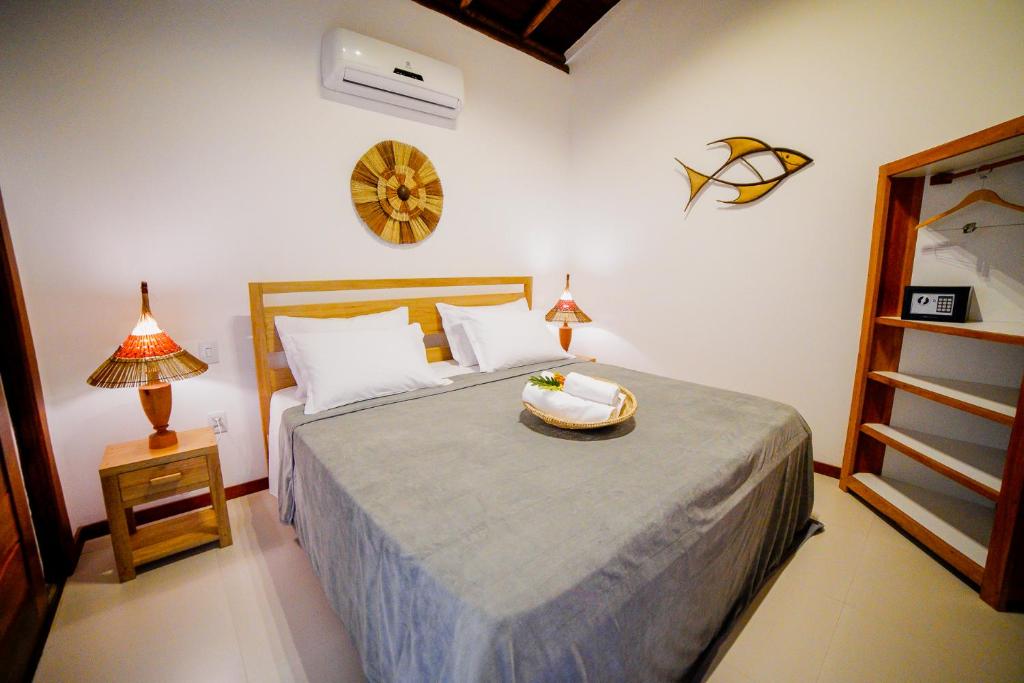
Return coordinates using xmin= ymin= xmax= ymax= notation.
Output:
xmin=198 ymin=341 xmax=219 ymax=364
xmin=208 ymin=411 xmax=228 ymax=434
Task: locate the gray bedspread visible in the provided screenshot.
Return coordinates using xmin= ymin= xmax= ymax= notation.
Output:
xmin=278 ymin=360 xmax=815 ymax=682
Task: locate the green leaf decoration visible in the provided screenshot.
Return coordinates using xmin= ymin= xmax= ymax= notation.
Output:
xmin=528 ymin=374 xmax=563 ymax=391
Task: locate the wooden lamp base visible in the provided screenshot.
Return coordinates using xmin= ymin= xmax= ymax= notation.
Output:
xmin=138 ymin=382 xmax=177 ymax=450
xmin=559 ymin=323 xmax=572 ymax=352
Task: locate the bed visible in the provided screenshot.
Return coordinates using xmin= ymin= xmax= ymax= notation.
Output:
xmin=249 ymin=277 xmax=817 ymax=682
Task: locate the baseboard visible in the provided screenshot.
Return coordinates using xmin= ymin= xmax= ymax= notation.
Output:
xmin=73 ymin=476 xmax=269 ymax=565
xmin=813 ymin=461 xmax=841 ymax=478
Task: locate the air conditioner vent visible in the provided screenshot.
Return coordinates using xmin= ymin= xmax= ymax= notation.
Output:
xmin=321 ymin=28 xmax=464 ymax=121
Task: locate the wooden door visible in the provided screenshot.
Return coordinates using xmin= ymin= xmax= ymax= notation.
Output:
xmin=0 ymin=188 xmax=74 ymax=583
xmin=0 ymin=377 xmax=48 ymax=682
xmin=0 ymin=185 xmax=67 ymax=679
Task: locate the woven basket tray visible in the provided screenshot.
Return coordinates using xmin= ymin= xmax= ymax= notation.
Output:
xmin=523 ymin=383 xmax=637 ymax=430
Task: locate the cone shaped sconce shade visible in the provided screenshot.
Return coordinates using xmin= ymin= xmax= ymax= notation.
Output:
xmin=88 ymin=282 xmax=207 ymax=449
xmin=545 ymin=274 xmax=591 ymax=351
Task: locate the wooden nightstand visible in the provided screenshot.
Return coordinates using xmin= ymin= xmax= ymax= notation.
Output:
xmin=99 ymin=426 xmax=232 ymax=581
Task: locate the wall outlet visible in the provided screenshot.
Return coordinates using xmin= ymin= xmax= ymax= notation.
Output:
xmin=198 ymin=341 xmax=219 ymax=364
xmin=208 ymin=411 xmax=228 ymax=434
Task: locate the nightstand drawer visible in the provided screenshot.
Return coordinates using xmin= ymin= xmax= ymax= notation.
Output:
xmin=118 ymin=455 xmax=209 ymax=506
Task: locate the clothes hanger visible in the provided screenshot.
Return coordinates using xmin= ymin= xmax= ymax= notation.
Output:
xmin=916 ymin=188 xmax=1024 ymax=229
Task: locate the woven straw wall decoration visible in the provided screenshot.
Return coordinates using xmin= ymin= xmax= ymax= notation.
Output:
xmin=351 ymin=140 xmax=443 ymax=244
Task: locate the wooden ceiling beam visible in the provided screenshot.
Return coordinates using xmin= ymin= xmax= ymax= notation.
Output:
xmin=412 ymin=0 xmax=569 ymax=73
xmin=463 ymin=7 xmax=567 ymax=68
xmin=523 ymin=0 xmax=562 ymax=38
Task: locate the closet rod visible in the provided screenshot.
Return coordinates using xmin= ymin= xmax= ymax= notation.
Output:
xmin=928 ymin=220 xmax=1024 ymax=234
xmin=930 ymin=153 xmax=1024 ymax=185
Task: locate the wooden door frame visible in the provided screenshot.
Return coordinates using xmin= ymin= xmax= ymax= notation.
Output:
xmin=0 ymin=377 xmax=49 ymax=683
xmin=840 ymin=115 xmax=1024 ymax=610
xmin=0 ymin=187 xmax=75 ymax=581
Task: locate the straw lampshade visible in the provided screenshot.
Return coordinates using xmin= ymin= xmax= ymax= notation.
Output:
xmin=545 ymin=274 xmax=592 ymax=351
xmin=88 ymin=282 xmax=207 ymax=449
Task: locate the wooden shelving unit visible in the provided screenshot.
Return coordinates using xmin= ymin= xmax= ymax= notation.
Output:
xmin=847 ymin=473 xmax=993 ymax=579
xmin=859 ymin=423 xmax=1004 ymax=500
xmin=875 ymin=316 xmax=1024 ymax=346
xmin=865 ymin=371 xmax=1017 ymax=425
xmin=841 ymin=115 xmax=1024 ymax=611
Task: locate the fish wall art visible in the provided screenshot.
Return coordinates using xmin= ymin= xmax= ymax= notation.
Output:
xmin=676 ymin=137 xmax=812 ymax=209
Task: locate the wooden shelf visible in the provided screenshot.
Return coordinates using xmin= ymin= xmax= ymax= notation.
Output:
xmin=860 ymin=423 xmax=1005 ymax=500
xmin=849 ymin=473 xmax=992 ymax=583
xmin=867 ymin=371 xmax=1017 ymax=425
xmin=844 ymin=118 xmax=1024 ymax=610
xmin=129 ymin=508 xmax=221 ymax=567
xmin=876 ymin=316 xmax=1024 ymax=346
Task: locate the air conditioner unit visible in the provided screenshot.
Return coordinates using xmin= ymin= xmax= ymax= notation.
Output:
xmin=321 ymin=28 xmax=464 ymax=120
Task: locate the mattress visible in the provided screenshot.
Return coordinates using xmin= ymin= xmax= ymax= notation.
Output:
xmin=277 ymin=359 xmax=816 ymax=681
xmin=266 ymin=360 xmax=478 ymax=496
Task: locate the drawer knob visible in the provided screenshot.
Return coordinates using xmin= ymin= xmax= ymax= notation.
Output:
xmin=149 ymin=472 xmax=183 ymax=485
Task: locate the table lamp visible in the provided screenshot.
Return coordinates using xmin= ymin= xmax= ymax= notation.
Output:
xmin=545 ymin=273 xmax=592 ymax=352
xmin=87 ymin=282 xmax=207 ymax=449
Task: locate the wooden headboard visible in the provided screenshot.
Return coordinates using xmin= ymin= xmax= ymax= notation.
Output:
xmin=248 ymin=276 xmax=533 ymax=458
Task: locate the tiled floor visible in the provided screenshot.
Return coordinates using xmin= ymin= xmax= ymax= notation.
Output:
xmin=34 ymin=475 xmax=1024 ymax=682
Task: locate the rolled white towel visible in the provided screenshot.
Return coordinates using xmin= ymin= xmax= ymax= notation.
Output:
xmin=522 ymin=384 xmax=614 ymax=423
xmin=563 ymin=372 xmax=620 ymax=406
xmin=611 ymin=392 xmax=627 ymax=419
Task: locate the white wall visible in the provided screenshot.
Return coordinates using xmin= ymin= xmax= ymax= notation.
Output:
xmin=3 ymin=0 xmax=1024 ymax=530
xmin=0 ymin=0 xmax=572 ymax=528
xmin=564 ymin=0 xmax=1024 ymax=469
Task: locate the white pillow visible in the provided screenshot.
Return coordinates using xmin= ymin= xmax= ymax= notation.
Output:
xmin=461 ymin=310 xmax=571 ymax=372
xmin=276 ymin=307 xmax=408 ymax=400
xmin=436 ymin=298 xmax=528 ymax=367
xmin=288 ymin=323 xmax=449 ymax=415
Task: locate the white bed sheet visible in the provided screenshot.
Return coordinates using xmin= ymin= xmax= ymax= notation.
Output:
xmin=267 ymin=360 xmax=478 ymax=496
